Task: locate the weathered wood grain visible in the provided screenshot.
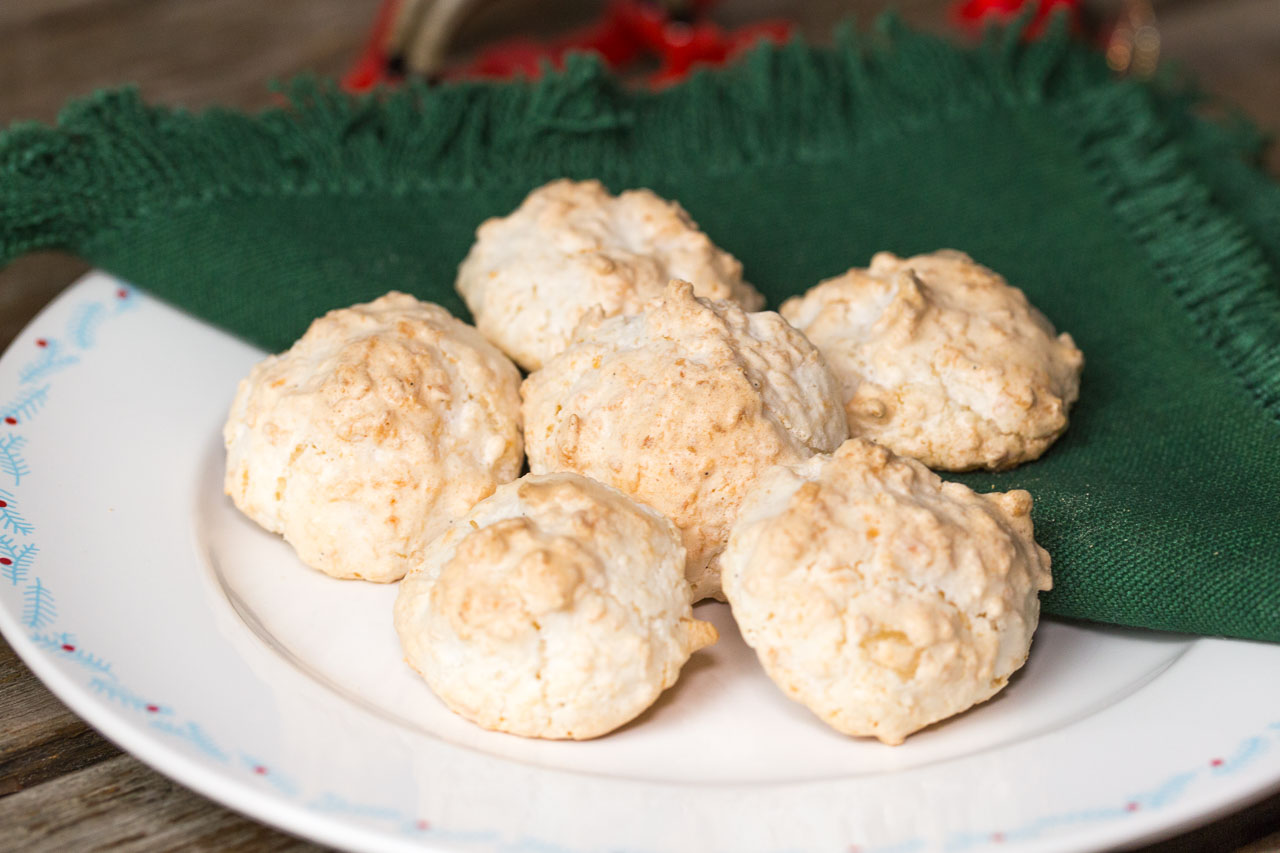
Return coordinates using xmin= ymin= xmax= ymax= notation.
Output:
xmin=0 ymin=752 xmax=329 ymax=852
xmin=0 ymin=0 xmax=368 ymax=123
xmin=0 ymin=635 xmax=120 ymax=796
xmin=1247 ymin=831 xmax=1280 ymax=853
xmin=0 ymin=254 xmax=90 ymax=352
xmin=1138 ymin=783 xmax=1280 ymax=853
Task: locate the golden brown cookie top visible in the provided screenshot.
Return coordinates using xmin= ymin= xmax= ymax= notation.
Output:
xmin=457 ymin=179 xmax=762 ymax=370
xmin=782 ymin=250 xmax=1084 ymax=471
xmin=722 ymin=438 xmax=1053 ymax=745
xmin=523 ymin=280 xmax=848 ymax=600
xmin=394 ymin=472 xmax=716 ymax=740
xmin=223 ymin=292 xmax=523 ymax=582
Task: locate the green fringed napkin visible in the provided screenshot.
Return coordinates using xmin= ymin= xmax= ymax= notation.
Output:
xmin=2 ymin=20 xmax=1278 ymax=641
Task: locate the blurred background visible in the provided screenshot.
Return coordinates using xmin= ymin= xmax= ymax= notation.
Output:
xmin=1 ymin=1 xmax=1278 ymax=850
xmin=1 ymin=0 xmax=1277 ymax=351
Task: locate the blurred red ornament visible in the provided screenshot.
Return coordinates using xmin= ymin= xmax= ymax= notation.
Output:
xmin=344 ymin=0 xmax=402 ymax=91
xmin=953 ymin=0 xmax=1083 ymax=37
xmin=344 ymin=0 xmax=792 ymax=92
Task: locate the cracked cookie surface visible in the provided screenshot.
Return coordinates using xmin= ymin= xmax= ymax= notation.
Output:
xmin=522 ymin=280 xmax=848 ymax=601
xmin=721 ymin=438 xmax=1052 ymax=745
xmin=223 ymin=292 xmax=523 ymax=582
xmin=456 ymin=179 xmax=763 ymax=371
xmin=394 ymin=472 xmax=717 ymax=740
xmin=781 ymin=250 xmax=1083 ymax=471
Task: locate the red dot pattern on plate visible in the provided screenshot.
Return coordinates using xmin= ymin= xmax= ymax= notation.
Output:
xmin=3 ymin=290 xmax=1240 ymax=848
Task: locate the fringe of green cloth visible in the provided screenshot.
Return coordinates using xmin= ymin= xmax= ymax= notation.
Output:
xmin=1 ymin=16 xmax=1278 ymax=424
xmin=1063 ymin=85 xmax=1280 ymax=423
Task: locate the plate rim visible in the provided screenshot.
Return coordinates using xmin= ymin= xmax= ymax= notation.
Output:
xmin=2 ymin=272 xmax=1279 ymax=853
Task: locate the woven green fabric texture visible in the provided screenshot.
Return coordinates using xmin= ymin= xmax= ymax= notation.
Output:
xmin=2 ymin=19 xmax=1278 ymax=641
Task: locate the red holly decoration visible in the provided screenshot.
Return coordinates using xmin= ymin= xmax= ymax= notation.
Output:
xmin=345 ymin=0 xmax=792 ymax=91
xmin=953 ymin=0 xmax=1082 ymax=37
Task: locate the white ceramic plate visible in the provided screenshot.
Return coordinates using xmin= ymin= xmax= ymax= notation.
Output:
xmin=2 ymin=272 xmax=1279 ymax=853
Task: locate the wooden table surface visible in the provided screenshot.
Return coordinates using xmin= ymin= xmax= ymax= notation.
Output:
xmin=2 ymin=1 xmax=1279 ymax=850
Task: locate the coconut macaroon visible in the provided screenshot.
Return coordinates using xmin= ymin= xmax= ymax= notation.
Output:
xmin=224 ymin=292 xmax=523 ymax=583
xmin=523 ymin=280 xmax=848 ymax=601
xmin=721 ymin=438 xmax=1052 ymax=745
xmin=456 ymin=178 xmax=764 ymax=371
xmin=780 ymin=250 xmax=1084 ymax=471
xmin=394 ymin=473 xmax=717 ymax=740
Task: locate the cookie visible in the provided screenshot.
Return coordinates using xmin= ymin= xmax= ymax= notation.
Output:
xmin=781 ymin=250 xmax=1083 ymax=470
xmin=223 ymin=292 xmax=523 ymax=582
xmin=456 ymin=179 xmax=763 ymax=370
xmin=523 ymin=280 xmax=848 ymax=600
xmin=721 ymin=438 xmax=1053 ymax=745
xmin=394 ymin=472 xmax=717 ymax=740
